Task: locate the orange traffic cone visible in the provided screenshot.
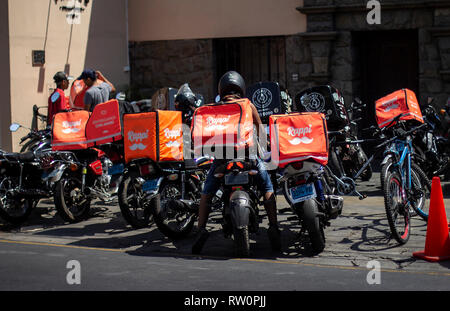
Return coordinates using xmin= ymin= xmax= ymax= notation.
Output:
xmin=413 ymin=177 xmax=450 ymax=262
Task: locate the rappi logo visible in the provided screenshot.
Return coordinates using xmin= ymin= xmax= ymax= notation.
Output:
xmin=164 ymin=128 xmax=181 ymax=148
xmin=287 ymin=125 xmax=314 ymax=145
xmin=128 ymin=130 xmax=149 ymax=151
xmin=205 ymin=116 xmax=231 ymax=131
xmin=381 ymin=98 xmax=399 ymax=112
xmin=61 ymin=120 xmax=82 ymax=134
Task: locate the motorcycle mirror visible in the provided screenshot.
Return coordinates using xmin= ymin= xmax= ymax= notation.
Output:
xmin=116 ymin=92 xmax=126 ymax=101
xmin=9 ymin=123 xmax=21 ymax=132
xmin=215 ymin=95 xmax=221 ymax=103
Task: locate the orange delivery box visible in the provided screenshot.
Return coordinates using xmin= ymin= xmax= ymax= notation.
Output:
xmin=375 ymin=88 xmax=424 ymax=128
xmin=191 ymin=98 xmax=254 ymax=156
xmin=123 ymin=110 xmax=184 ymax=164
xmin=85 ymin=99 xmax=123 ymax=147
xmin=269 ymin=112 xmax=329 ymax=168
xmin=69 ymin=79 xmax=88 ymax=110
xmin=51 ymin=110 xmax=90 ymax=151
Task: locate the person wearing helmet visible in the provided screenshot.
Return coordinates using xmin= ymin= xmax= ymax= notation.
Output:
xmin=47 ymin=71 xmax=71 ymax=126
xmin=191 ymin=71 xmax=281 ymax=255
xmin=175 ymin=83 xmax=200 ymax=124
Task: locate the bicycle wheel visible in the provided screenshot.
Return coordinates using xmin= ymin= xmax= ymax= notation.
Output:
xmin=383 ymin=169 xmax=411 ymax=244
xmin=410 ymin=163 xmax=431 ymax=221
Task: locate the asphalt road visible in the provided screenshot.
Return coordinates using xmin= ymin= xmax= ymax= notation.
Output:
xmin=0 ymin=173 xmax=449 ymax=292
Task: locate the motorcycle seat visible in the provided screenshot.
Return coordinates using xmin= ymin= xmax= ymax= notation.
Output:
xmin=3 ymin=151 xmax=35 ymax=162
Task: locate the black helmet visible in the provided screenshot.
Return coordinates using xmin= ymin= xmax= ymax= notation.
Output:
xmin=218 ymin=71 xmax=246 ymax=98
xmin=175 ymin=83 xmax=197 ymax=112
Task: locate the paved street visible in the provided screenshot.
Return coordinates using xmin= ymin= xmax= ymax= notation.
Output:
xmin=0 ymin=172 xmax=449 ymax=291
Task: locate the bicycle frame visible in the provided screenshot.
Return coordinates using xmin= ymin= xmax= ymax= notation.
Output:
xmin=383 ymin=136 xmax=414 ymax=205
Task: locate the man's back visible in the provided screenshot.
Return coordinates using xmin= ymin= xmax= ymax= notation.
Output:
xmin=84 ymin=82 xmax=112 ymax=111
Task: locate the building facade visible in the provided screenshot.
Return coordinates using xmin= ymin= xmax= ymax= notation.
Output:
xmin=1 ymin=0 xmax=129 ymax=152
xmin=3 ymin=0 xmax=450 ymax=151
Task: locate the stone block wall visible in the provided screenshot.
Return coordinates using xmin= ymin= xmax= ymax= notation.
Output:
xmin=129 ymin=39 xmax=215 ymax=102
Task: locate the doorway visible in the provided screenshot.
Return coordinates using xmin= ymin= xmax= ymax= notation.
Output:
xmin=353 ymin=30 xmax=419 ymax=126
xmin=214 ymin=36 xmax=287 ymax=93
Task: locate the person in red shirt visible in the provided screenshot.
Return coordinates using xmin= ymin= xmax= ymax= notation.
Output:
xmin=47 ymin=72 xmax=71 ymax=126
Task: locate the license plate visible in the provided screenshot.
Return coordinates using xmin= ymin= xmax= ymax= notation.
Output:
xmin=225 ymin=172 xmax=249 ymax=186
xmin=142 ymin=179 xmax=159 ymax=193
xmin=289 ymin=183 xmax=316 ymax=203
xmin=108 ymin=163 xmax=124 ymax=176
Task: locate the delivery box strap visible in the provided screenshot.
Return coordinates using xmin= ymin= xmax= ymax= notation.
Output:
xmin=378 ymin=112 xmax=423 ymax=128
xmin=53 ymin=132 xmax=122 ymax=148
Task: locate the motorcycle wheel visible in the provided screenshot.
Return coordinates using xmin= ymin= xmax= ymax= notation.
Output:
xmin=300 ymin=199 xmax=325 ymax=254
xmin=153 ymin=181 xmax=196 ymax=240
xmin=54 ymin=177 xmax=91 ymax=223
xmin=118 ymin=173 xmax=153 ymax=229
xmin=233 ymin=226 xmax=250 ymax=258
xmin=0 ymin=178 xmax=33 ymax=225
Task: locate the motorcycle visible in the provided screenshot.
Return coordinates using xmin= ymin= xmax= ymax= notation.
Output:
xmin=118 ymin=157 xmax=209 ymax=237
xmin=0 ymin=149 xmax=72 ymax=225
xmin=208 ymin=158 xmax=263 ymax=257
xmin=295 ymin=86 xmax=373 ymax=182
xmin=10 ymin=123 xmax=51 ymax=153
xmin=412 ymin=98 xmax=450 ymax=180
xmin=278 ymin=160 xmax=343 ymax=254
xmin=53 ymin=147 xmax=122 ymax=223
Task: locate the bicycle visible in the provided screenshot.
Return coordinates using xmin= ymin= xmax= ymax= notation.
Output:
xmin=378 ymin=114 xmax=431 ymax=244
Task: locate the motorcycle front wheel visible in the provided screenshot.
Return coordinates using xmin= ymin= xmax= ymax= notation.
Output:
xmin=0 ymin=178 xmax=33 ymax=225
xmin=54 ymin=176 xmax=91 ymax=223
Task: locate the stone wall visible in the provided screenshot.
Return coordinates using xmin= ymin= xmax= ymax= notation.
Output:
xmin=296 ymin=0 xmax=450 ymax=111
xmin=129 ymin=39 xmax=215 ymax=102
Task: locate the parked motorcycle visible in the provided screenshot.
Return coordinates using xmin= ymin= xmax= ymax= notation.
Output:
xmin=0 ymin=149 xmax=72 ymax=225
xmin=412 ymin=98 xmax=450 ymax=180
xmin=208 ymin=158 xmax=264 ymax=257
xmin=295 ymin=86 xmax=373 ymax=182
xmin=10 ymin=123 xmax=51 ymax=153
xmin=53 ymin=147 xmax=122 ymax=223
xmin=118 ymin=158 xmax=208 ymax=237
xmin=279 ymin=160 xmax=343 ymax=254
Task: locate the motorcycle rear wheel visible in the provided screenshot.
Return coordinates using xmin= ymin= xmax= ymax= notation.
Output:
xmin=118 ymin=173 xmax=153 ymax=229
xmin=54 ymin=177 xmax=91 ymax=223
xmin=300 ymin=199 xmax=325 ymax=254
xmin=153 ymin=181 xmax=196 ymax=240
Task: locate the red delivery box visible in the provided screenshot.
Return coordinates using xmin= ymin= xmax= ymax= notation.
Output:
xmin=269 ymin=112 xmax=329 ymax=168
xmin=375 ymin=89 xmax=424 ymax=128
xmin=191 ymin=98 xmax=254 ymax=156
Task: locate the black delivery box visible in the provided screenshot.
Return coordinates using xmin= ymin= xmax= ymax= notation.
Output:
xmin=295 ymin=85 xmax=349 ymax=130
xmin=246 ymin=82 xmax=285 ymax=123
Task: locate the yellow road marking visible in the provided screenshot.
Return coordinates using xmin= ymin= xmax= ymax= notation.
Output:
xmin=1 ymin=239 xmax=449 ymax=277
